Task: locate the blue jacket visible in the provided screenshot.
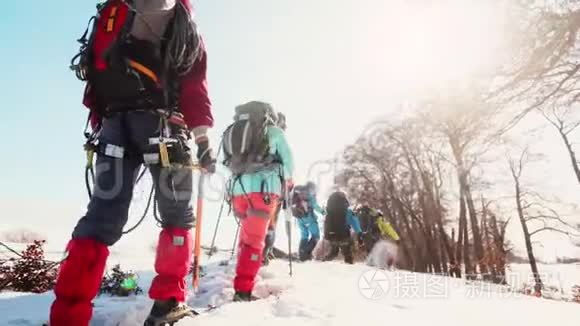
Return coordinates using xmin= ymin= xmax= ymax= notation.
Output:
xmin=346 ymin=208 xmax=363 ymax=234
xmin=231 ymin=126 xmax=294 ymax=196
xmin=305 ymin=193 xmax=325 ymax=218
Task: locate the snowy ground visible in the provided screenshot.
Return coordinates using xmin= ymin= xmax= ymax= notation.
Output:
xmin=1 ymin=256 xmax=579 ymax=326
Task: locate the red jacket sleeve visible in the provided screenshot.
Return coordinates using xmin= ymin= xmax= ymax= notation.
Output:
xmin=179 ymin=42 xmax=214 ymax=129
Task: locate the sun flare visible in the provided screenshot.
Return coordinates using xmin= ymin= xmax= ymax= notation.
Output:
xmin=372 ymin=1 xmax=507 ymax=92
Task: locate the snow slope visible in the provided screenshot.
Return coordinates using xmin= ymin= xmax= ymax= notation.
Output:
xmin=1 ymin=259 xmax=579 ymax=326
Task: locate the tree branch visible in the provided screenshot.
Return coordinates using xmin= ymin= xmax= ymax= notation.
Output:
xmin=530 ymin=226 xmax=578 ymax=238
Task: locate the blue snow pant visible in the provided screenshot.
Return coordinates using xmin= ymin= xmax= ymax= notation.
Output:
xmin=297 ymin=215 xmax=320 ymax=261
xmin=72 ymin=111 xmax=195 ymax=246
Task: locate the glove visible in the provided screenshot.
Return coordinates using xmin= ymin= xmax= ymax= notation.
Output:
xmin=167 ymin=112 xmax=188 ymax=129
xmin=196 ymin=139 xmax=216 ymax=173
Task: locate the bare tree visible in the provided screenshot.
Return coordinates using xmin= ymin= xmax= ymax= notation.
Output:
xmin=509 ymin=148 xmax=543 ymax=294
xmin=419 ymin=91 xmax=503 ymax=276
xmin=508 ymin=147 xmax=580 ymax=295
xmin=336 ymin=102 xmax=510 ymax=281
xmin=491 ymin=1 xmax=580 ymax=131
xmin=539 ymin=105 xmax=580 ymax=184
xmin=480 ymin=197 xmax=511 ymax=283
xmin=337 ymin=120 xmax=455 ymax=273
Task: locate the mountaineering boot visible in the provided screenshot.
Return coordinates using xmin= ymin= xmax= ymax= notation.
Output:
xmin=298 ymin=238 xmax=309 ymax=261
xmin=233 ymin=291 xmax=259 ymax=302
xmin=144 ymin=298 xmax=196 ymax=326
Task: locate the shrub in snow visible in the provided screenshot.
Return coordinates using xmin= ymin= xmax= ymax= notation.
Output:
xmin=572 ymin=285 xmax=580 ymax=303
xmin=541 ymin=285 xmax=565 ymax=301
xmin=517 ymin=283 xmax=571 ymax=301
xmin=0 ymin=261 xmax=11 ymax=290
xmin=99 ymin=264 xmax=143 ymax=297
xmin=0 ymin=240 xmax=58 ymax=293
xmin=519 ymin=283 xmax=542 ymax=297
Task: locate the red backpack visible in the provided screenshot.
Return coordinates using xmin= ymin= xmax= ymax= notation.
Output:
xmin=72 ymin=0 xmax=194 ymax=115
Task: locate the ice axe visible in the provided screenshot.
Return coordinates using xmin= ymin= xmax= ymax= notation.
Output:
xmin=192 ymin=170 xmax=205 ymax=291
xmin=284 ymin=183 xmax=294 ymax=276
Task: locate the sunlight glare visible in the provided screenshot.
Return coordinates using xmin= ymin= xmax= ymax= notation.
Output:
xmin=371 ymin=1 xmax=507 ymax=93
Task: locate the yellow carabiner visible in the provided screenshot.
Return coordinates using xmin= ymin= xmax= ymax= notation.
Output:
xmin=159 ymin=142 xmax=170 ymax=168
xmin=86 ymin=148 xmax=95 ymax=169
xmin=190 ymin=163 xmax=202 ymax=171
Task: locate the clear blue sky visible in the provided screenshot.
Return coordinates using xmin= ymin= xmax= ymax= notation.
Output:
xmin=1 ymin=1 xmax=92 ymax=201
xmin=0 ymin=1 xmax=387 ymax=202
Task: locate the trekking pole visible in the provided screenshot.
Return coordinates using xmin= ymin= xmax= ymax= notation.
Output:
xmin=284 ymin=187 xmax=293 ymax=276
xmin=207 ymin=196 xmax=226 ymax=260
xmin=192 ymin=171 xmax=205 ymax=292
xmin=230 ymin=219 xmax=241 ymax=260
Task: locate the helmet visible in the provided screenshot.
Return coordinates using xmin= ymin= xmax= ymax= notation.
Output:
xmin=358 ymin=205 xmax=371 ymax=214
xmin=265 ymin=103 xmax=278 ymax=126
xmin=277 ymin=112 xmax=287 ymax=130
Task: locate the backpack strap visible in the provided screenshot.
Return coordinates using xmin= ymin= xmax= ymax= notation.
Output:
xmin=229 ymin=175 xmax=256 ymax=211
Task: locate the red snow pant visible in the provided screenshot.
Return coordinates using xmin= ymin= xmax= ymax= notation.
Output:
xmin=50 ymin=112 xmax=195 ymax=326
xmin=50 ymin=230 xmax=193 ymax=326
xmin=232 ymin=193 xmax=280 ymax=293
xmin=50 ymin=238 xmax=109 ymax=326
xmin=50 ymin=231 xmax=193 ymax=326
